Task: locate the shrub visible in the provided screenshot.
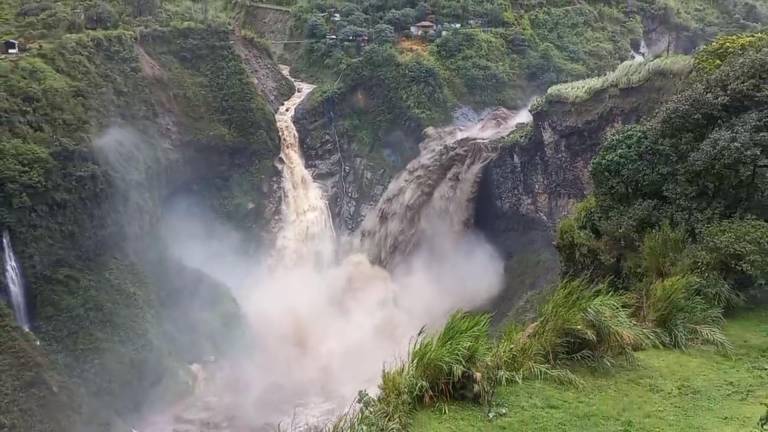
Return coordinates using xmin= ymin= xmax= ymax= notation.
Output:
xmin=533 ymin=279 xmax=654 ymax=367
xmin=555 ymin=197 xmax=617 ymax=280
xmin=689 ymin=219 xmax=768 ymax=304
xmin=84 ymin=2 xmax=118 ymax=30
xmin=0 ymin=139 xmax=54 ymax=211
xmin=409 ymin=311 xmax=491 ymax=404
xmin=640 ymin=224 xmax=688 ymax=281
xmin=305 ymin=16 xmax=328 ymax=39
xmin=16 ymin=2 xmax=53 ymax=17
xmin=373 ymin=24 xmax=395 ymax=45
xmin=354 ymin=366 xmax=413 ymax=432
xmin=645 ymin=275 xmax=732 ymax=352
xmin=695 ymin=32 xmax=768 ymax=73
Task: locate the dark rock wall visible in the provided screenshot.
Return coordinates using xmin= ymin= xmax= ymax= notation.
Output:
xmin=294 ymin=97 xmax=422 ymax=233
xmin=477 ymin=80 xmax=687 ymax=320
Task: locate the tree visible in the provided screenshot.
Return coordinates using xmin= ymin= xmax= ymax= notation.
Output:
xmin=305 ymin=16 xmax=328 ymax=40
xmin=0 ymin=139 xmax=53 ymax=210
xmin=373 ymin=23 xmax=395 ymax=45
xmin=125 ymin=0 xmax=158 ymax=17
xmin=84 ymin=2 xmax=117 ymax=29
xmin=694 ymin=219 xmax=768 ymax=293
xmin=384 ymin=8 xmax=416 ymax=32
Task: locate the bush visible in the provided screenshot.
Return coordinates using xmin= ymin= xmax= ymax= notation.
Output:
xmin=355 ymin=366 xmax=413 ymax=432
xmin=305 ymin=16 xmax=328 ymax=39
xmin=409 ymin=311 xmax=491 ymax=404
xmin=533 ymin=279 xmax=654 ymax=368
xmin=555 ymin=197 xmax=617 ymax=280
xmin=373 ymin=23 xmax=395 ymax=45
xmin=84 ymin=1 xmax=118 ymax=30
xmin=695 ymin=32 xmax=768 ymax=73
xmin=693 ymin=219 xmax=768 ymax=296
xmin=16 ymin=2 xmax=53 ymax=17
xmin=0 ymin=139 xmax=54 ymax=212
xmin=645 ymin=276 xmax=732 ymax=352
xmin=640 ymin=224 xmax=688 ymax=281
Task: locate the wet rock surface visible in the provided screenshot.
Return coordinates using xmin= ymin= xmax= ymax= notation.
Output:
xmin=293 ymin=100 xmax=421 ymax=234
xmin=477 ymin=80 xmax=687 ymax=319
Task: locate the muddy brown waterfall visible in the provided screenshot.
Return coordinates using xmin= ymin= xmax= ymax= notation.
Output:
xmin=273 ymin=66 xmax=335 ymax=267
xmin=357 ymin=107 xmax=533 ymax=269
xmin=138 ymin=72 xmax=528 ymax=431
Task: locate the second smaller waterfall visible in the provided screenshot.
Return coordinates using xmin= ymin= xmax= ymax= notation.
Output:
xmin=2 ymin=229 xmax=31 ymax=331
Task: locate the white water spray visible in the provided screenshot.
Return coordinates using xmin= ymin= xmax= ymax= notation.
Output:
xmin=2 ymin=229 xmax=31 ymax=331
xmin=141 ymin=71 xmax=531 ymax=431
xmin=631 ymin=39 xmax=648 ymax=61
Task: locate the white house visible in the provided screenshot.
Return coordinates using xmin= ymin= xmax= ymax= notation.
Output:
xmin=410 ymin=21 xmax=436 ymax=37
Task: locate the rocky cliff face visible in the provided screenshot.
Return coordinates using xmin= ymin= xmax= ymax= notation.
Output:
xmin=294 ymin=95 xmax=423 ymax=233
xmin=476 ymin=68 xmax=691 ymax=319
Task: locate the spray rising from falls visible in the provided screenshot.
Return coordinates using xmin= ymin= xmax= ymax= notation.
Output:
xmin=232 ymin=98 xmax=532 ymax=423
xmin=142 ymin=70 xmax=532 ymax=430
xmin=631 ymin=39 xmax=649 ymax=61
xmin=2 ymin=229 xmax=31 ymax=331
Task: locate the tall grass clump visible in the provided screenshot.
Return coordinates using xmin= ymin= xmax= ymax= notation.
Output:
xmin=477 ymin=323 xmax=581 ymax=411
xmin=353 ymin=366 xmax=414 ymax=432
xmin=533 ymin=279 xmax=655 ymax=367
xmin=409 ymin=312 xmax=492 ymax=404
xmin=324 ymin=312 xmax=495 ymax=432
xmin=545 ymin=56 xmax=693 ymax=104
xmin=644 ymin=275 xmax=733 ymax=352
xmin=636 ymin=224 xmax=741 ymax=321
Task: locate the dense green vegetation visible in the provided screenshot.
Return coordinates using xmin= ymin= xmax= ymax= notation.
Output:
xmin=280 ymin=0 xmax=768 ymax=177
xmin=560 ymin=34 xmax=768 ymax=293
xmin=291 ymin=0 xmax=767 ymax=127
xmin=1 ymin=1 xmax=280 ymax=428
xmin=0 ymin=308 xmax=84 ymax=432
xmin=293 ymin=1 xmax=643 ymax=134
xmin=322 ymin=32 xmax=768 ymax=432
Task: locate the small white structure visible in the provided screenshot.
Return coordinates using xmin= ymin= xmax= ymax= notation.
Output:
xmin=410 ymin=21 xmax=436 ymax=37
xmin=468 ymin=19 xmax=485 ymax=27
xmin=3 ymin=40 xmax=19 ymax=55
xmin=442 ymin=22 xmax=461 ymax=36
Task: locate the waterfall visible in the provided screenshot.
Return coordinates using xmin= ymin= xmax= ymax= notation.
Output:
xmin=142 ymin=72 xmax=528 ymax=431
xmin=358 ymin=107 xmax=532 ymax=268
xmin=632 ymin=39 xmax=648 ymax=61
xmin=2 ymin=229 xmax=31 ymax=331
xmin=272 ymin=65 xmax=336 ymax=267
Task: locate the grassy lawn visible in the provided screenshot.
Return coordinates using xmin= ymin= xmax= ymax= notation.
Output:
xmin=413 ymin=309 xmax=768 ymax=432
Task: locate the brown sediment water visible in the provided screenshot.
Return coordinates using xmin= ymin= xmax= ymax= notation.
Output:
xmin=272 ymin=66 xmax=335 ymax=267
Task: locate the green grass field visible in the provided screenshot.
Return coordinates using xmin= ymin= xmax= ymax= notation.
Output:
xmin=413 ymin=309 xmax=768 ymax=432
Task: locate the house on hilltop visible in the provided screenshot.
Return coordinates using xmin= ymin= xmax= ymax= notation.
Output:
xmin=410 ymin=21 xmax=436 ymax=37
